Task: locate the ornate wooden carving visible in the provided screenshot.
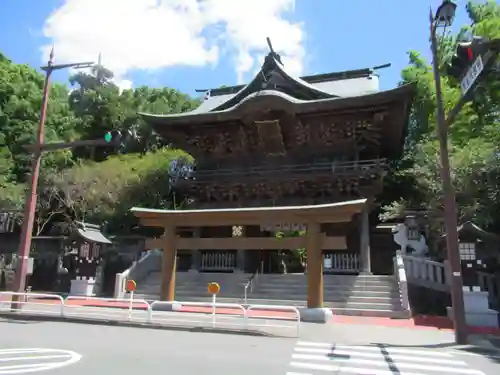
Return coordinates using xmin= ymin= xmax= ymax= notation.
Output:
xmin=184 ymin=163 xmax=385 ymax=208
xmin=280 ymin=112 xmax=387 ymax=158
xmin=254 ymin=119 xmax=285 ymax=156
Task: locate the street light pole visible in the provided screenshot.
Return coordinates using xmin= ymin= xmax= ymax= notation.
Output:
xmin=11 ymin=49 xmax=94 ymax=309
xmin=429 ymin=8 xmax=468 ymax=344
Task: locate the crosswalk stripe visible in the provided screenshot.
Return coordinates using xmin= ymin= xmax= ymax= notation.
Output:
xmin=290 ymin=360 xmax=430 ymax=375
xmin=290 ymin=341 xmax=486 ymax=375
xmin=293 ymin=347 xmax=467 ymax=365
xmin=296 ymin=341 xmax=453 ymax=357
xmin=291 ymin=353 xmax=482 ymax=374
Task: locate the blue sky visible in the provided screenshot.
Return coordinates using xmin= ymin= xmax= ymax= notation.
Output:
xmin=1 ymin=0 xmax=472 ymax=98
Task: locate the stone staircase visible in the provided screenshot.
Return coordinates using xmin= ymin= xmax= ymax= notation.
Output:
xmin=135 ymin=271 xmax=252 ymax=301
xmin=134 ymin=272 xmax=409 ymax=318
xmin=253 ymin=274 xmax=408 ymax=318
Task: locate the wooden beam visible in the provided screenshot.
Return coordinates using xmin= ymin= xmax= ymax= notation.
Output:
xmin=158 ymin=213 xmax=354 ymax=227
xmin=322 ymin=236 xmax=347 ymax=249
xmin=139 ymin=217 xmax=168 ymax=228
xmin=146 ymin=235 xmax=347 ymax=250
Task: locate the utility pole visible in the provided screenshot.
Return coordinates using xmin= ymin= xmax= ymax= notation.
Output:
xmin=429 ymin=10 xmax=467 ymax=344
xmin=429 ymin=1 xmax=500 ymax=344
xmin=11 ymin=49 xmax=94 ymax=310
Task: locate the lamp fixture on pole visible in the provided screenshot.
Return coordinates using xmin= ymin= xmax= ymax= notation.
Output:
xmin=435 ymin=0 xmax=457 ymax=28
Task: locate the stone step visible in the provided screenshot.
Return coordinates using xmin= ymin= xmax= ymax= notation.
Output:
xmin=256 ymin=286 xmax=398 ymax=293
xmin=152 ymin=288 xmax=400 ymax=301
xmin=132 ymin=295 xmax=407 ymax=317
xmin=257 ymin=282 xmax=398 ymax=288
xmin=136 ymin=290 xmax=401 ymax=303
xmin=252 ymin=294 xmax=399 ymax=303
xmin=141 ymin=287 xmax=398 ymax=294
xmin=258 ymin=275 xmax=396 ymax=280
xmin=137 ymin=285 xmax=248 ymax=292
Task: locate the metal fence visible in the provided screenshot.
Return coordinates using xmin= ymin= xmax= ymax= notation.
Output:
xmin=0 ymin=292 xmax=301 ymax=337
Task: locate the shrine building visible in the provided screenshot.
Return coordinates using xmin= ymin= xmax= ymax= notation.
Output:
xmin=131 ymin=48 xmax=414 ymax=315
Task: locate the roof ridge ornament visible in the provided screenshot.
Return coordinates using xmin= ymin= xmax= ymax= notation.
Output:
xmin=266 ymin=37 xmax=283 ymax=66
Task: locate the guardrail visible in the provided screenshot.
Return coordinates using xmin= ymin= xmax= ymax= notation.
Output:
xmin=150 ymin=300 xmax=247 ymax=330
xmin=0 ymin=291 xmax=64 ymax=316
xmin=63 ymin=296 xmax=151 ymax=322
xmin=393 ymin=251 xmax=410 ymax=312
xmin=246 ymin=304 xmax=301 ymax=337
xmin=0 ymin=292 xmax=301 ymax=337
xmin=244 ymin=264 xmax=261 ymax=304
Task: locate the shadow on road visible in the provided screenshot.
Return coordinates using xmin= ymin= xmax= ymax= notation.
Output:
xmin=0 ymin=318 xmax=43 ymax=325
xmin=369 ymin=339 xmax=500 ymax=365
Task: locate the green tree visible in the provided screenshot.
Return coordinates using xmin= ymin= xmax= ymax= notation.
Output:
xmin=0 ymin=53 xmax=80 ymax=184
xmin=42 ymin=148 xmax=190 ymax=233
xmin=381 ymin=0 xmax=500 ymax=231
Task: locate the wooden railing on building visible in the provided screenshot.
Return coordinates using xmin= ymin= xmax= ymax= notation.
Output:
xmin=200 ymin=251 xmax=236 ymax=271
xmin=323 ymin=252 xmax=359 ymax=273
xmin=190 ymin=158 xmax=387 ymax=181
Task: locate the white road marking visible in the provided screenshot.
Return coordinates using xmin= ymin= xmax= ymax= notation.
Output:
xmin=0 ymin=356 xmax=71 ymax=363
xmin=288 ymin=341 xmax=486 ymax=375
xmin=291 ymin=353 xmax=482 ymax=374
xmin=294 ymin=347 xmax=467 ymax=365
xmin=296 ymin=341 xmax=453 ymax=356
xmin=0 ymin=348 xmax=82 ymax=374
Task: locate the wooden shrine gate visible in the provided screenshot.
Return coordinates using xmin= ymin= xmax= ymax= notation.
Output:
xmin=133 ymin=198 xmax=371 ymax=309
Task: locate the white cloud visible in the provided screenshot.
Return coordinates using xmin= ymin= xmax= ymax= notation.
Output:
xmin=41 ymin=0 xmax=305 ymax=86
xmin=116 ymin=79 xmax=133 ymax=92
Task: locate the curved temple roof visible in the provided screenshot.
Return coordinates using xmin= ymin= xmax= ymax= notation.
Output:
xmin=74 ymin=221 xmax=112 ymax=244
xmin=139 ymin=51 xmax=404 ymax=124
xmin=139 ymin=51 xmax=415 ymax=158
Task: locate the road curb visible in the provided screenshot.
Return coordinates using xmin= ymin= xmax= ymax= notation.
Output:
xmin=0 ymin=312 xmax=276 ymax=337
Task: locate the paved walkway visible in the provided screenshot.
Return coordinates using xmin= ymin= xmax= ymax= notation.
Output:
xmin=1 ymin=294 xmax=500 ymax=335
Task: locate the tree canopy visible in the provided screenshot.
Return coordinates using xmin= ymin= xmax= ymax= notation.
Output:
xmin=0 ymin=52 xmax=198 ymax=234
xmin=379 ymin=0 xmax=500 ymax=232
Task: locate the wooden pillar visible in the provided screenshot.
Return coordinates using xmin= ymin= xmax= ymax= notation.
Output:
xmin=160 ymin=225 xmax=177 ymax=301
xmin=359 ymin=209 xmax=372 ymax=274
xmin=306 ymin=222 xmax=323 ymax=308
xmin=189 ymin=227 xmax=201 ymax=272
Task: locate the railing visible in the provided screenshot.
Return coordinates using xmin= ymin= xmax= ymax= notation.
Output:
xmin=0 ymin=292 xmax=301 ymax=337
xmin=323 ymin=253 xmax=359 ymax=273
xmin=200 ymin=251 xmax=235 ymax=271
xmin=187 ymin=158 xmax=387 ymax=181
xmin=244 ymin=261 xmax=264 ymax=304
xmin=393 ymin=251 xmax=410 ymax=312
xmin=114 ymin=249 xmax=162 ymax=298
xmin=477 ymin=271 xmax=500 ymax=309
xmin=401 ymin=254 xmax=449 ymax=292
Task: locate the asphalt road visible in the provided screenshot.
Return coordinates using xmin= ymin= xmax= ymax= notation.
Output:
xmin=1 ymin=318 xmax=500 ymax=375
xmin=0 ymin=319 xmax=296 ymax=375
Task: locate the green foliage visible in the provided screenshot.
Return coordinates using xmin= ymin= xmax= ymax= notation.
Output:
xmin=275 ymin=230 xmax=306 ymax=263
xmin=41 ymin=148 xmax=190 ymax=232
xmin=0 ymin=51 xmax=199 ymax=233
xmin=381 ymin=0 xmax=500 ymax=231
